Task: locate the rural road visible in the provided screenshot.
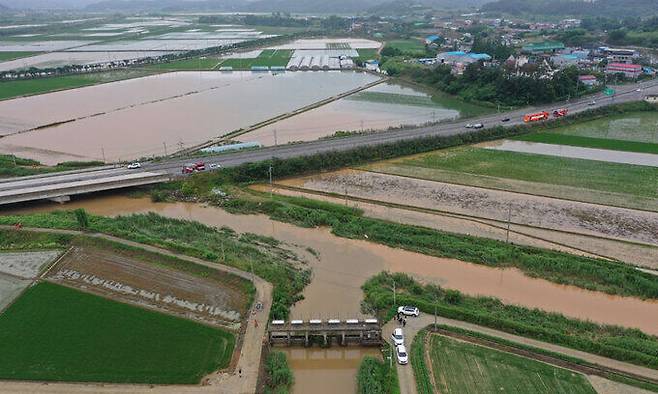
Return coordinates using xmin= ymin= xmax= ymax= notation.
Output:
xmin=382 ymin=313 xmax=658 ymax=394
xmin=0 ymin=226 xmax=272 ymax=394
xmin=1 ymin=78 xmax=658 ymax=205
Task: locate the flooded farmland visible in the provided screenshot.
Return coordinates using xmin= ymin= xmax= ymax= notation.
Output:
xmin=6 ymin=194 xmax=658 ymax=392
xmin=238 ymin=82 xmax=461 ymax=146
xmin=0 ymin=71 xmax=380 ymax=164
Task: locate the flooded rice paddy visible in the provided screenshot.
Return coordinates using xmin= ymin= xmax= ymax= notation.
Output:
xmin=0 ymin=71 xmax=379 ymax=164
xmin=0 ymin=51 xmax=173 ymax=72
xmin=238 ymin=82 xmax=460 ymax=146
xmin=6 ymin=194 xmax=658 ymax=392
xmin=487 ymin=140 xmax=658 ymax=167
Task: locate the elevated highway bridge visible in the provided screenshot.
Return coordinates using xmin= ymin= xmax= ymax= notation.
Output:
xmin=1 ymin=79 xmax=657 ymax=207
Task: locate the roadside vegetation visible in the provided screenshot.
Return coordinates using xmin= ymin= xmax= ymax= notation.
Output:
xmin=0 ymin=211 xmax=309 ymax=319
xmin=356 ymin=349 xmax=400 ymax=394
xmin=362 ymin=272 xmax=658 ymax=370
xmin=0 ymin=154 xmax=104 ymax=178
xmin=264 ymin=351 xmax=294 ymax=394
xmin=0 ymin=282 xmax=234 ymax=383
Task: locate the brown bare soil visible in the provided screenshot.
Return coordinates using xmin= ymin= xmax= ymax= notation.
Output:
xmin=278 ymin=169 xmax=658 ymax=268
xmin=47 ymin=245 xmax=249 ymax=329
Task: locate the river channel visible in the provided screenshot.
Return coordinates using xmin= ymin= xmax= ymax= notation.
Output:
xmin=4 ymin=194 xmax=658 ymax=393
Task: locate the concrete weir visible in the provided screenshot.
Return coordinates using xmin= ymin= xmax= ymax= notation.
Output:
xmin=268 ymin=319 xmax=382 ymax=347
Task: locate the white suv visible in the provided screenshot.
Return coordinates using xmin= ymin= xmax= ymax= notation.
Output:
xmin=397 ymin=306 xmax=420 ymax=317
xmin=391 ymin=328 xmax=404 ymax=347
xmin=396 ymin=345 xmax=409 ymax=365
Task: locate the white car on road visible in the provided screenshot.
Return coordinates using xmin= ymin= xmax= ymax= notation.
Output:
xmin=396 ymin=345 xmax=409 ymax=365
xmin=209 ymin=163 xmax=222 ymax=169
xmin=127 ymin=162 xmax=141 ymax=169
xmin=391 ymin=328 xmax=404 ymax=347
xmin=398 ymin=306 xmax=420 ymax=317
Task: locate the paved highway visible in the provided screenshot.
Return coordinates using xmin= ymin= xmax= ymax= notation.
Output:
xmin=1 ymin=79 xmax=657 ymax=206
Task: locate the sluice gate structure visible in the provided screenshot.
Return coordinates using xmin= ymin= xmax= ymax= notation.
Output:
xmin=268 ymin=319 xmax=382 ymax=347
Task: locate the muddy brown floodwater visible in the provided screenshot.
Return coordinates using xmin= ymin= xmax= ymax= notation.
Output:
xmin=5 ymin=194 xmax=658 ymax=393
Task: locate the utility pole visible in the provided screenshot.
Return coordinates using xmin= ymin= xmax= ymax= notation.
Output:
xmin=163 ymin=142 xmax=168 ymax=156
xmin=268 ymin=164 xmax=273 ymax=198
xmin=101 ymin=147 xmax=106 ymax=163
xmin=273 ymin=129 xmax=278 ymax=146
xmin=506 ymin=202 xmax=512 ymax=243
xmin=434 ymin=294 xmax=437 ymax=332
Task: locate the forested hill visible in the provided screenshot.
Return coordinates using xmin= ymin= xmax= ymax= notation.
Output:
xmin=481 ymin=0 xmax=658 ymax=18
xmin=85 ymin=0 xmax=485 ymax=13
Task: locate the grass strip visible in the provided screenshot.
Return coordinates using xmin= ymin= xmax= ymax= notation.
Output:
xmin=0 ymin=282 xmax=234 ymax=384
xmin=0 ymin=154 xmax=104 ymax=178
xmin=410 ymin=328 xmax=433 ymax=394
xmin=357 ymin=350 xmax=400 ymax=394
xmin=513 ymin=133 xmax=658 ymax=155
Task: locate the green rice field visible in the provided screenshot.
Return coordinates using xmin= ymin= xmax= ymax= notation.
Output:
xmin=0 ymin=282 xmax=235 ymax=384
xmin=514 ymin=133 xmax=658 ymax=155
xmin=386 ymin=39 xmax=426 ymax=55
xmin=0 ymin=52 xmax=40 ymax=61
xmin=428 ymin=334 xmax=596 ymax=394
xmin=401 ymin=147 xmax=658 ymax=200
xmin=549 ymin=111 xmax=658 ymax=144
xmin=218 ymin=49 xmax=293 ymax=69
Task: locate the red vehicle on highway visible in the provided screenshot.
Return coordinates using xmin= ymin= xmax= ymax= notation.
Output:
xmin=182 ymin=162 xmax=206 ymax=174
xmin=552 ymin=108 xmax=568 ymax=117
xmin=523 ymin=111 xmax=550 ymax=123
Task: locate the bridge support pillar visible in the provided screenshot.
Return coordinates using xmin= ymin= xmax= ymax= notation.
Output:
xmin=49 ymin=195 xmax=71 ymax=204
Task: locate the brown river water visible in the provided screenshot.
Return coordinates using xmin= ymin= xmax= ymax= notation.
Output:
xmin=4 ymin=194 xmax=658 ymax=393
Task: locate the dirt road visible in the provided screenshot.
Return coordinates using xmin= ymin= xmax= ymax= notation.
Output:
xmin=0 ymin=226 xmax=272 ymax=394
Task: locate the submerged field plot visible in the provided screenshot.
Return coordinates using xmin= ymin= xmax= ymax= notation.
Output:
xmin=427 ymin=334 xmax=596 ymax=393
xmin=0 ymin=250 xmax=61 ymax=310
xmin=0 ymin=70 xmax=380 ymax=164
xmin=0 ymin=282 xmax=235 ymax=384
